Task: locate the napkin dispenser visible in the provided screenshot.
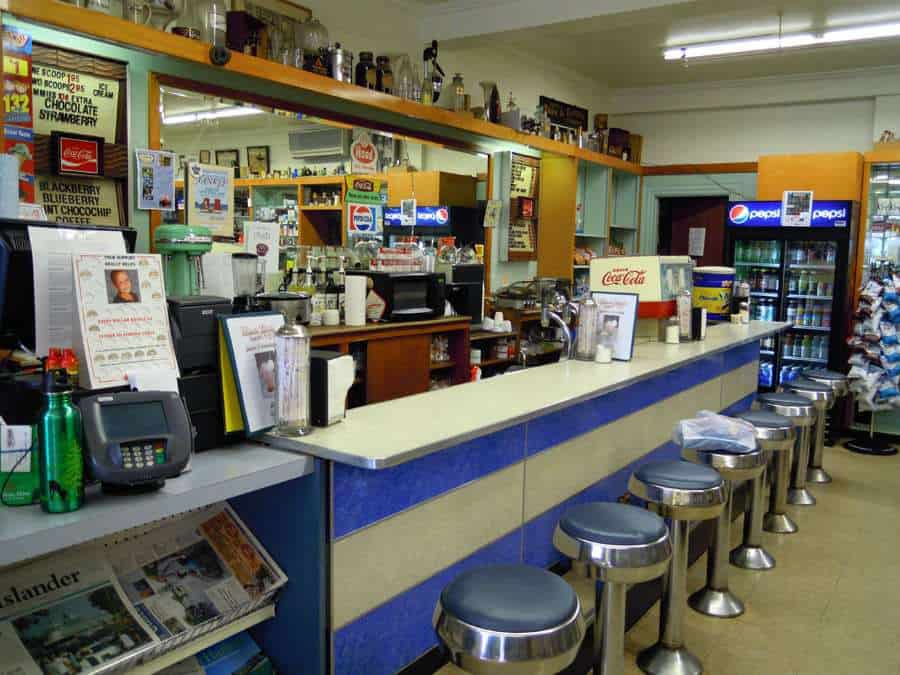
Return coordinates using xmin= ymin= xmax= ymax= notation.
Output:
xmin=310 ymin=350 xmax=355 ymax=426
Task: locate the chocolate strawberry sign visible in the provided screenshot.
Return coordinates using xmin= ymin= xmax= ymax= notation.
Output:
xmin=350 ymin=131 xmax=378 ymax=174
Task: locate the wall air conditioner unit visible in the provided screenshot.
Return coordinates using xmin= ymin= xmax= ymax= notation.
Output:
xmin=289 ymin=124 xmax=351 ymax=158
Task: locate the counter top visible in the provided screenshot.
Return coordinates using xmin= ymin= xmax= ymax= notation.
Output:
xmin=0 ymin=444 xmax=314 ymax=568
xmin=265 ymin=322 xmax=786 ymax=469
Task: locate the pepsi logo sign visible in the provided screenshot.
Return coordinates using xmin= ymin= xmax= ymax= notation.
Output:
xmin=729 ymin=204 xmax=749 ymax=225
xmin=349 ymin=204 xmax=377 ymax=232
xmin=435 ymin=207 xmax=449 ymax=225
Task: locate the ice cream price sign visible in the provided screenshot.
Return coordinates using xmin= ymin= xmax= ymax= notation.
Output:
xmin=32 ymin=64 xmax=119 ymax=143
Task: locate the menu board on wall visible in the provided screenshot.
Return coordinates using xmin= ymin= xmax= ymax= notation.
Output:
xmin=32 ymin=64 xmax=119 ymax=143
xmin=36 ymin=174 xmax=120 ymax=225
xmin=508 ymin=219 xmax=536 ymax=253
xmin=185 ymin=162 xmax=235 ymax=237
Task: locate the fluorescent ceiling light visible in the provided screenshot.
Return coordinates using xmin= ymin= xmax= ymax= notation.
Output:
xmin=665 ymin=20 xmax=900 ymax=61
xmin=162 ymin=106 xmax=265 ymax=125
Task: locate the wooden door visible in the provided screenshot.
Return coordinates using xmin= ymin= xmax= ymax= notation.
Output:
xmin=366 ymin=334 xmax=430 ymax=403
xmin=658 ymin=197 xmax=728 ymax=267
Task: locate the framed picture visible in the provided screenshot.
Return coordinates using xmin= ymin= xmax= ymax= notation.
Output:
xmin=247 ymin=145 xmax=270 ymax=176
xmin=199 ymin=150 xmax=211 ymax=164
xmin=215 ymin=149 xmax=240 ymax=168
xmin=592 ymin=291 xmax=639 ymax=361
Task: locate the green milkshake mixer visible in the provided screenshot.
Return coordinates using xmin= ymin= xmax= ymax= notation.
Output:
xmin=37 ymin=365 xmax=84 ymax=514
xmin=154 ymin=224 xmax=214 ymax=296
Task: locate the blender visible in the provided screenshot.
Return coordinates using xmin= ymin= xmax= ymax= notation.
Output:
xmin=154 ymin=224 xmax=213 ymax=297
xmin=232 ymin=252 xmax=259 ymax=314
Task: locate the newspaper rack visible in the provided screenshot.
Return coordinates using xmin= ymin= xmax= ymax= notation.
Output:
xmin=0 ymin=503 xmax=285 ymax=675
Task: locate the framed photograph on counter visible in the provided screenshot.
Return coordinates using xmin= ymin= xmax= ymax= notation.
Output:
xmin=592 ymin=291 xmax=639 ymax=361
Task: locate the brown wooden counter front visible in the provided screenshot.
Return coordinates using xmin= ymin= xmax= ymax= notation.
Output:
xmin=309 ymin=317 xmax=471 ymax=406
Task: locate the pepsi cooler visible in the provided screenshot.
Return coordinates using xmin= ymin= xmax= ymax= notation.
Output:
xmin=724 ymin=200 xmax=857 ymax=393
xmin=383 ymin=205 xmax=484 ymax=249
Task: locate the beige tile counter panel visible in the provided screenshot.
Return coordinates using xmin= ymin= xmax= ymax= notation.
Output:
xmin=267 ymin=322 xmax=786 ymax=468
xmin=331 ymin=462 xmax=525 ymax=629
xmin=722 ymin=359 xmax=760 ymax=408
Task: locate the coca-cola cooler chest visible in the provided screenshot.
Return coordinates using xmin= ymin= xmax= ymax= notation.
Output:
xmin=590 ymin=256 xmax=693 ymax=320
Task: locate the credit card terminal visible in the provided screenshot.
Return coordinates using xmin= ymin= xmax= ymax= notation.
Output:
xmin=78 ymin=391 xmax=193 ymax=490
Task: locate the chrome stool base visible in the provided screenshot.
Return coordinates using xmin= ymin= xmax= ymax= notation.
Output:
xmin=764 ymin=512 xmax=798 ymax=534
xmin=637 ymin=643 xmax=704 ymax=675
xmin=787 ymin=487 xmax=816 ymax=506
xmin=688 ymin=586 xmax=745 ymax=618
xmin=806 ymin=467 xmax=832 ymax=484
xmin=730 ymin=544 xmax=776 ymax=571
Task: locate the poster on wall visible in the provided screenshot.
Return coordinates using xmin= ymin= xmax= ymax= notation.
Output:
xmin=510 ymin=155 xmax=538 ymax=199
xmin=508 ymin=219 xmax=535 ymax=253
xmin=350 ymin=132 xmax=378 ymax=174
xmin=781 ymin=190 xmax=814 ymax=228
xmin=185 ymin=162 xmax=234 ymax=236
xmin=135 ymin=148 xmax=175 ymax=210
xmin=31 ymin=64 xmax=119 ymax=143
xmin=244 ymin=221 xmax=280 ymax=275
xmin=2 ymin=24 xmax=35 ymax=202
xmin=72 ymin=253 xmax=179 ymax=389
xmin=36 ymin=174 xmax=120 ymax=225
xmin=347 ymin=203 xmax=382 ymax=236
xmin=345 ymin=174 xmax=385 ymax=204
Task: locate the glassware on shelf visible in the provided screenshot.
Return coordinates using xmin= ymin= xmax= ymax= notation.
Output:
xmin=85 ymin=0 xmax=112 ymax=13
xmin=450 ymin=73 xmax=466 ymax=112
xmin=195 ymin=0 xmax=226 ymax=47
xmin=395 ymin=55 xmax=415 ymax=100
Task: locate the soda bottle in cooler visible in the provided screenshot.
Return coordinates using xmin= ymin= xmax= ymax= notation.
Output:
xmin=822 ymin=306 xmax=832 ymax=328
xmin=788 ymin=272 xmax=798 ymax=294
xmin=826 ymin=243 xmax=836 ymax=265
xmin=797 ymin=271 xmax=808 ymax=295
xmin=818 ymin=337 xmax=829 ymax=361
xmin=786 ymin=301 xmax=797 ymax=324
xmin=783 ymin=334 xmax=793 ymax=357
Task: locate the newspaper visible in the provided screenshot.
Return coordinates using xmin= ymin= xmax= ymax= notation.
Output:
xmin=107 ymin=505 xmax=286 ymax=642
xmin=0 ymin=550 xmax=158 ymax=675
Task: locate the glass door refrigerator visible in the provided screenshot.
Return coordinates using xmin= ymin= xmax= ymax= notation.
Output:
xmin=724 ymin=200 xmax=858 ymax=392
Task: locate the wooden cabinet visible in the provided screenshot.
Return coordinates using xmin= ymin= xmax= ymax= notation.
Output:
xmin=387 ymin=171 xmax=477 ymax=207
xmin=366 ymin=335 xmax=431 ymax=403
xmin=537 ymin=155 xmax=578 ymax=279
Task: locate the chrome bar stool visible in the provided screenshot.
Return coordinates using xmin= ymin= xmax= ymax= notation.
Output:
xmin=730 ymin=410 xmax=795 ymax=570
xmin=682 ymin=444 xmax=767 ymax=618
xmin=803 ymin=368 xmax=849 ymax=483
xmin=629 ymin=461 xmax=725 ymax=675
xmin=757 ymin=392 xmax=814 ymax=533
xmin=554 ymin=502 xmax=672 ymax=675
xmin=434 ymin=564 xmax=585 ymax=674
xmin=785 ymin=377 xmax=834 ymax=505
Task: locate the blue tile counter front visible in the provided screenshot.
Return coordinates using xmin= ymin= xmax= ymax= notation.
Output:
xmin=326 ymin=335 xmax=768 ymax=675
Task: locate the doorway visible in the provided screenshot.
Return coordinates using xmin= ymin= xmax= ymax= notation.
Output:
xmin=658 ymin=196 xmax=728 ymax=266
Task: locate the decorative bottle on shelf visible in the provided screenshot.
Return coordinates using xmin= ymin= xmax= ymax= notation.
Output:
xmin=196 ymin=0 xmax=226 ymax=47
xmin=337 ymin=256 xmax=346 ymax=322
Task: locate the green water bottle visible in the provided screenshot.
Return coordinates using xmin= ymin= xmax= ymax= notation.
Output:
xmin=37 ymin=367 xmax=84 ymax=514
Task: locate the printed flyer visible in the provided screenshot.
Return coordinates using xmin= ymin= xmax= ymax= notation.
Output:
xmin=135 ymin=149 xmax=176 ymax=211
xmin=186 ymin=163 xmax=234 ymax=236
xmin=72 ymin=253 xmax=179 ymax=389
xmin=2 ymin=23 xmax=35 ymax=202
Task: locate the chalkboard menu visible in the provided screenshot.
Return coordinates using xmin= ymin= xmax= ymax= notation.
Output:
xmin=539 ymin=96 xmax=589 ymax=131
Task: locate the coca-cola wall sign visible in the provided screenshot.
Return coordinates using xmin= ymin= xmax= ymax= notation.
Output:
xmin=51 ymin=131 xmax=104 ymax=177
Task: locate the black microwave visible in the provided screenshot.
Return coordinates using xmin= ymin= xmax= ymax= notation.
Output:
xmin=346 ymin=271 xmax=445 ymax=322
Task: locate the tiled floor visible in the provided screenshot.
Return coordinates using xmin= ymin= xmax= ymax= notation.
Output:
xmin=439 ymin=443 xmax=900 ymax=674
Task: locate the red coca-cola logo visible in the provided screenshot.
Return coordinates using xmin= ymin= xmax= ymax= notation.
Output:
xmin=57 ymin=135 xmax=101 ymax=176
xmin=601 ymin=268 xmax=646 ymax=286
xmin=353 ymin=178 xmax=374 ymax=192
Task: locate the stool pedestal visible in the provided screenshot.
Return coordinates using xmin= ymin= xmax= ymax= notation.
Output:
xmin=787 ymin=423 xmax=816 ymax=505
xmin=683 ymin=447 xmax=767 ymax=619
xmin=765 ymin=446 xmax=798 ymax=533
xmin=805 ymin=370 xmax=848 ymax=484
xmin=629 ymin=461 xmax=724 ymax=675
xmin=731 ymin=410 xmax=795 ymax=571
xmin=787 ymin=378 xmax=834 ymax=505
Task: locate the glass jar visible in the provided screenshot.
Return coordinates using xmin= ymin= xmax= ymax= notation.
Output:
xmin=194 ymin=0 xmax=226 ymax=47
xmin=395 ymin=55 xmax=414 ymax=100
xmin=451 ymin=73 xmax=466 ymax=112
xmin=355 ymin=52 xmax=377 ymax=89
xmin=375 ymin=55 xmax=394 ymax=95
xmin=575 ymin=296 xmax=599 ymax=361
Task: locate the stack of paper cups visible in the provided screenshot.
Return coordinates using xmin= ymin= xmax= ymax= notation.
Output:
xmin=0 ymin=155 xmax=18 ymax=219
xmin=344 ymin=275 xmax=367 ymax=326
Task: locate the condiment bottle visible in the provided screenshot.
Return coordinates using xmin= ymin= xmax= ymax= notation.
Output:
xmin=37 ymin=366 xmax=84 ymax=514
xmin=61 ymin=349 xmax=79 ymax=389
xmin=376 ymin=55 xmax=393 ymax=94
xmin=355 ymin=52 xmax=377 ymax=89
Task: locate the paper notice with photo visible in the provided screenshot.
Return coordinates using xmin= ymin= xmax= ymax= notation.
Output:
xmin=72 ymin=253 xmax=179 ymax=389
xmin=0 ymin=548 xmax=158 ymax=675
xmin=107 ymin=505 xmax=286 ymax=642
xmin=28 ymin=226 xmax=127 ymax=357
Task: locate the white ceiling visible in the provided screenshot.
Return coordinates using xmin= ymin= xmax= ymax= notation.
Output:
xmin=429 ymin=0 xmax=900 ymax=87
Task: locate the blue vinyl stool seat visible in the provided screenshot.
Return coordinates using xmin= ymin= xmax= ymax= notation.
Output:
xmin=434 ymin=564 xmax=585 ymax=674
xmin=628 ymin=460 xmax=726 ymax=675
xmin=730 ymin=410 xmax=795 ymax=571
xmin=554 ymin=503 xmax=671 ymax=675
